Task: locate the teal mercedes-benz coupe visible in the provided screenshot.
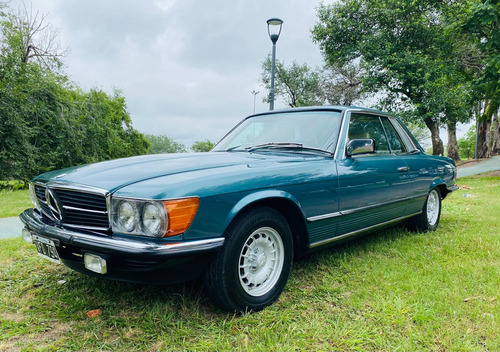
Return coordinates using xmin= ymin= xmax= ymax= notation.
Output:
xmin=20 ymin=106 xmax=458 ymax=312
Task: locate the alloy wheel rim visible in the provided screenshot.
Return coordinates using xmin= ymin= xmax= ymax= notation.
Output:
xmin=238 ymin=227 xmax=284 ymax=297
xmin=426 ymin=190 xmax=439 ymax=226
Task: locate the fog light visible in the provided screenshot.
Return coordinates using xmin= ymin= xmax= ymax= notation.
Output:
xmin=22 ymin=228 xmax=33 ymax=244
xmin=84 ymin=253 xmax=107 ymax=274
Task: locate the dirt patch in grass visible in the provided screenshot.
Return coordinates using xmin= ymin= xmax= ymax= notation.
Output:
xmin=0 ymin=322 xmax=71 ymax=352
xmin=0 ymin=313 xmax=24 ymax=323
xmin=484 ymin=170 xmax=500 ymax=177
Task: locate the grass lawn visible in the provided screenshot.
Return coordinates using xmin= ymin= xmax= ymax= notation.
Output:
xmin=0 ymin=176 xmax=498 ymax=351
xmin=0 ymin=189 xmax=31 ymax=218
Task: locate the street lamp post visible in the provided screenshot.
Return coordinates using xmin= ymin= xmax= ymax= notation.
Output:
xmin=251 ymin=90 xmax=259 ymax=114
xmin=267 ymin=18 xmax=283 ymax=111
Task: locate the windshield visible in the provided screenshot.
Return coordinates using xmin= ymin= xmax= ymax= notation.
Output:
xmin=213 ymin=111 xmax=342 ymax=152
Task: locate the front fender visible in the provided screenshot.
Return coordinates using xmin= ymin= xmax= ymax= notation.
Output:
xmin=225 ymin=190 xmax=304 ymax=233
xmin=429 ymin=178 xmax=447 ymax=193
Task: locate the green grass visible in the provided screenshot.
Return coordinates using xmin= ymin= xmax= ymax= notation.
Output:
xmin=1 ymin=177 xmax=499 ymax=351
xmin=0 ymin=189 xmax=31 ymax=218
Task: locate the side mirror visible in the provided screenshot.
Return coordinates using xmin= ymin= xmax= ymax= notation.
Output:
xmin=346 ymin=139 xmax=375 ymax=157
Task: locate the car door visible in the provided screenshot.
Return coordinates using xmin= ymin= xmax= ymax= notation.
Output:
xmin=336 ymin=112 xmax=411 ymax=236
xmin=386 ymin=117 xmax=434 ymax=215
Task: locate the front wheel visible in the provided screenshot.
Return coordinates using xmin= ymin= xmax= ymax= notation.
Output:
xmin=410 ymin=188 xmax=442 ymax=232
xmin=203 ymin=207 xmax=293 ymax=312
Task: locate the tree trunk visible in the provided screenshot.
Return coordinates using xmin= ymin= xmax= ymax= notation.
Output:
xmin=424 ymin=117 xmax=444 ymax=155
xmin=476 ymin=118 xmax=492 ymax=158
xmin=492 ymin=112 xmax=500 ymax=156
xmin=446 ymin=121 xmax=460 ymax=161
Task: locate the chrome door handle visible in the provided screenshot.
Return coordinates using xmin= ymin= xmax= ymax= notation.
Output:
xmin=398 ymin=166 xmax=409 ymax=172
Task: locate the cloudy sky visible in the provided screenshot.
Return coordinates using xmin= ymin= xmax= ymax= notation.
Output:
xmin=8 ymin=0 xmax=334 ymax=147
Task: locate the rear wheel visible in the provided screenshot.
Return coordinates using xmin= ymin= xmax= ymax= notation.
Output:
xmin=410 ymin=188 xmax=442 ymax=232
xmin=203 ymin=207 xmax=293 ymax=312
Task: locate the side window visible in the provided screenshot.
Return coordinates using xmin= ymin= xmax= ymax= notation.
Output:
xmin=348 ymin=114 xmax=390 ymax=153
xmin=381 ymin=117 xmax=407 ymax=154
xmin=391 ymin=118 xmax=419 ymax=152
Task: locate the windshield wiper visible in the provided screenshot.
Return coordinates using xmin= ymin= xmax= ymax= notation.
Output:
xmin=246 ymin=143 xmax=333 ymax=156
xmin=224 ymin=145 xmax=243 ymax=152
xmin=246 ymin=142 xmax=303 ymax=151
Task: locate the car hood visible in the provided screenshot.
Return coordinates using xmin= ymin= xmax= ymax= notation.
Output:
xmin=33 ymin=152 xmax=318 ymax=193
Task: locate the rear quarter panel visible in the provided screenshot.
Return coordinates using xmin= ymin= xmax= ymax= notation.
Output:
xmin=405 ymin=153 xmax=456 ymax=214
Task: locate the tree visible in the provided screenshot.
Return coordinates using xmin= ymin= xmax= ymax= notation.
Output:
xmin=261 ymin=57 xmax=323 ymax=107
xmin=0 ymin=5 xmax=149 ymax=180
xmin=312 ymin=0 xmax=474 ymax=158
xmin=458 ymin=125 xmax=477 ymax=160
xmin=492 ymin=111 xmax=500 ymax=155
xmin=320 ymin=62 xmax=365 ymax=106
xmin=1 ymin=2 xmax=66 ymax=72
xmin=462 ymin=0 xmax=500 ymax=157
xmin=145 ymin=134 xmax=186 ymax=154
xmin=191 ymin=140 xmax=214 ymax=152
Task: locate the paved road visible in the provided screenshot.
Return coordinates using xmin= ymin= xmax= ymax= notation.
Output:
xmin=0 ymin=216 xmax=24 ymax=240
xmin=457 ymin=155 xmax=500 ymax=178
xmin=2 ymin=156 xmax=499 ymax=240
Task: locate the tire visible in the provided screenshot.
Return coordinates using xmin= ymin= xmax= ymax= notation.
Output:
xmin=203 ymin=207 xmax=293 ymax=312
xmin=410 ymin=187 xmax=442 ymax=232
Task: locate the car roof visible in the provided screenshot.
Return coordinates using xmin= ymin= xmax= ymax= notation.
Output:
xmin=249 ymin=105 xmax=389 ymax=118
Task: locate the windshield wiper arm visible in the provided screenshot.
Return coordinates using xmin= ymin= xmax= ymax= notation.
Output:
xmin=246 ymin=143 xmax=333 ymax=156
xmin=246 ymin=143 xmax=303 ymax=152
xmin=224 ymin=144 xmax=243 ymax=152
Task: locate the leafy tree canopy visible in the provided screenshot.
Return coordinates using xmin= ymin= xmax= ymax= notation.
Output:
xmin=312 ymin=0 xmax=475 ymax=155
xmin=0 ymin=5 xmax=149 ymax=180
xmin=261 ymin=57 xmax=323 ymax=107
xmin=463 ymin=0 xmax=500 ymax=118
xmin=191 ymin=140 xmax=215 ymax=152
xmin=145 ymin=134 xmax=187 ymax=154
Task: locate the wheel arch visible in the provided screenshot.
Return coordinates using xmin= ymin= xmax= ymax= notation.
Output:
xmin=430 ymin=179 xmax=450 ymax=200
xmin=227 ymin=191 xmax=310 ymax=259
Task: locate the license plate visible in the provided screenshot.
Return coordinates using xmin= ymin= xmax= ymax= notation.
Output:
xmin=32 ymin=234 xmax=61 ymax=264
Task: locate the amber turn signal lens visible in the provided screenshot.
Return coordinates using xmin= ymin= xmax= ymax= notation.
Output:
xmin=163 ymin=197 xmax=200 ymax=237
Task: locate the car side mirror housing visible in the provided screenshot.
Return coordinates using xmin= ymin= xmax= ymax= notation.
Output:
xmin=346 ymin=139 xmax=375 ymax=157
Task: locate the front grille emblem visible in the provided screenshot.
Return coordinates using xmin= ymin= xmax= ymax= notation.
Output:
xmin=45 ymin=188 xmax=63 ymax=223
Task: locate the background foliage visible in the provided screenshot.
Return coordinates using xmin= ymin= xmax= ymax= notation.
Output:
xmin=0 ymin=5 xmax=149 ymax=181
xmin=191 ymin=139 xmax=215 ymax=152
xmin=145 ymin=134 xmax=187 ymax=154
xmin=260 ymin=0 xmax=500 ymax=160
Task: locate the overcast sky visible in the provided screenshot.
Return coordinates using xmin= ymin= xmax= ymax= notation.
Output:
xmin=8 ymin=0 xmax=471 ymax=148
xmin=8 ymin=0 xmax=336 ymax=147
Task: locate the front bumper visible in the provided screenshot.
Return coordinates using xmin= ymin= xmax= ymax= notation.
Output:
xmin=20 ymin=208 xmax=224 ymax=284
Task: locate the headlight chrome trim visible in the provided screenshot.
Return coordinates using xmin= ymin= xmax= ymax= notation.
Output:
xmin=111 ymin=196 xmax=199 ymax=238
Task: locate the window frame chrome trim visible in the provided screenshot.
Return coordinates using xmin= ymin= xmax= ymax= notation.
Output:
xmin=339 ymin=109 xmax=403 ymax=159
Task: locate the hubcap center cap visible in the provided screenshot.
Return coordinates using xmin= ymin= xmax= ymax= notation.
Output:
xmin=249 ymin=250 xmax=268 ymax=271
xmin=256 ymin=253 xmax=267 ymax=268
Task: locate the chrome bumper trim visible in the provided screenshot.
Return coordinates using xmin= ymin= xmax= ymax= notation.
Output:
xmin=20 ymin=209 xmax=224 ymax=255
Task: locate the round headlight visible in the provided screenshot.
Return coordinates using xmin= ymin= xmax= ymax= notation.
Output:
xmin=117 ymin=201 xmax=136 ymax=232
xmin=142 ymin=202 xmax=166 ymax=237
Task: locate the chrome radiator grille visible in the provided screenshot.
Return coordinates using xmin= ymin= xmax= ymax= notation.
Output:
xmin=34 ymin=185 xmax=110 ymax=232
